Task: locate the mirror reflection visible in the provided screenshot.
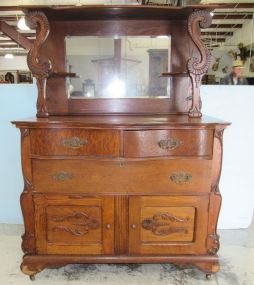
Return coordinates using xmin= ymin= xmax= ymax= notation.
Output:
xmin=66 ymin=36 xmax=171 ymax=98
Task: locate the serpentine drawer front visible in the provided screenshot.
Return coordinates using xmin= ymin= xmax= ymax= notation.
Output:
xmin=30 ymin=129 xmax=120 ymax=156
xmin=123 ymin=129 xmax=214 ymax=158
xmin=32 ymin=159 xmax=212 ymax=194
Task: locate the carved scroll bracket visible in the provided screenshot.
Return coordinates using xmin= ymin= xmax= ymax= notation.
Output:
xmin=25 ymin=11 xmax=52 ymax=118
xmin=187 ymin=10 xmax=212 ymax=118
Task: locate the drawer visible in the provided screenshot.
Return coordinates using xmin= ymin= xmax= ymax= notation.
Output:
xmin=32 ymin=158 xmax=212 ymax=194
xmin=123 ymin=129 xmax=213 ymax=158
xmin=30 ymin=129 xmax=120 ymax=156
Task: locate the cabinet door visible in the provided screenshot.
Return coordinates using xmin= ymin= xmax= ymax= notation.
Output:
xmin=129 ymin=196 xmax=209 ymax=255
xmin=34 ymin=194 xmax=114 ymax=255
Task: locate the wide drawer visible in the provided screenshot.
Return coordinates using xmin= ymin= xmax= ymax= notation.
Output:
xmin=30 ymin=129 xmax=120 ymax=156
xmin=32 ymin=158 xmax=212 ymax=194
xmin=123 ymin=129 xmax=213 ymax=158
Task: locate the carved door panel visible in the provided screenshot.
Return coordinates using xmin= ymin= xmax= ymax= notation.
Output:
xmin=129 ymin=195 xmax=209 ymax=255
xmin=34 ymin=194 xmax=114 ymax=255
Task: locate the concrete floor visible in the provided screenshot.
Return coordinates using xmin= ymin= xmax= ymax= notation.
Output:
xmin=0 ymin=223 xmax=253 ymax=285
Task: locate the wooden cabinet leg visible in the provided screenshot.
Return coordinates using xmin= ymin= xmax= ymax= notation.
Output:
xmin=194 ymin=261 xmax=219 ymax=275
xmin=29 ymin=275 xmax=35 ymax=281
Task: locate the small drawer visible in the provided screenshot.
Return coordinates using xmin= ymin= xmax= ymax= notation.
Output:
xmin=123 ymin=129 xmax=213 ymax=158
xmin=30 ymin=129 xmax=120 ymax=156
xmin=32 ymin=158 xmax=212 ymax=194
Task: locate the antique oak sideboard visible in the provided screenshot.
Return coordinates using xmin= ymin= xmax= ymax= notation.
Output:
xmin=12 ymin=5 xmax=229 ymax=280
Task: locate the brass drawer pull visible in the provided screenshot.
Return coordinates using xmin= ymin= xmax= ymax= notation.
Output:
xmin=170 ymin=172 xmax=192 ymax=185
xmin=52 ymin=172 xmax=74 ymax=181
xmin=62 ymin=136 xmax=88 ymax=148
xmin=158 ymin=138 xmax=182 ymax=150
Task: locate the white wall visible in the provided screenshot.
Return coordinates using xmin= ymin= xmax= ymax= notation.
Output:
xmin=201 ymin=85 xmax=254 ymax=229
xmin=0 ymin=83 xmax=253 ymax=229
xmin=0 ymin=56 xmax=28 ymax=71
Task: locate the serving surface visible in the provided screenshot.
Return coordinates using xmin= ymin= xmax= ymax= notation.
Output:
xmin=13 ymin=114 xmax=228 ymax=278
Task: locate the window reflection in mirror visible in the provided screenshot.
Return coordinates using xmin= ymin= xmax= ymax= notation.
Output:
xmin=65 ymin=36 xmax=171 ymax=99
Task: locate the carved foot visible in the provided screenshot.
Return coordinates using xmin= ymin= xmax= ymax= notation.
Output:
xmin=29 ymin=275 xmax=35 ymax=281
xmin=194 ymin=261 xmax=219 ymax=275
xmin=21 ymin=260 xmax=45 ymax=277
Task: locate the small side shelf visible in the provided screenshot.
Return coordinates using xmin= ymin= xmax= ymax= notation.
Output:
xmin=49 ymin=71 xmax=79 ymax=78
xmin=160 ymin=72 xmax=189 ymax=77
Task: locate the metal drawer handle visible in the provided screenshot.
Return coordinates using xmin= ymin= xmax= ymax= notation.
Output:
xmin=158 ymin=138 xmax=182 ymax=150
xmin=52 ymin=172 xmax=74 ymax=181
xmin=62 ymin=136 xmax=88 ymax=148
xmin=170 ymin=172 xmax=192 ymax=185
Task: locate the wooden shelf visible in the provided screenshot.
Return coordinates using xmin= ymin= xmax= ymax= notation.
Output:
xmin=49 ymin=71 xmax=79 ymax=78
xmin=160 ymin=72 xmax=189 ymax=77
xmin=28 ymin=5 xmax=219 ymax=21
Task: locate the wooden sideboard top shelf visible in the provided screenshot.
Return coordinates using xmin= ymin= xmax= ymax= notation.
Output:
xmin=27 ymin=5 xmax=218 ymax=21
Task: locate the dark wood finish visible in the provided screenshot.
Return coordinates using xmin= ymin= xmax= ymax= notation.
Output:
xmin=26 ymin=11 xmax=52 ymax=118
xmin=29 ymin=5 xmax=215 ymax=21
xmin=49 ymin=72 xmax=78 ymax=78
xmin=22 ymin=5 xmax=213 ymax=117
xmin=114 ymin=196 xmax=129 ymax=255
xmin=12 ymin=5 xmax=230 ymax=280
xmin=161 ymin=72 xmax=188 ymax=77
xmin=187 ymin=10 xmax=212 ymax=118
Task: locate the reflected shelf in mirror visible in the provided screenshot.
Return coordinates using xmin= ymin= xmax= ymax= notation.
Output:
xmin=49 ymin=71 xmax=80 ymax=78
xmin=160 ymin=72 xmax=188 ymax=77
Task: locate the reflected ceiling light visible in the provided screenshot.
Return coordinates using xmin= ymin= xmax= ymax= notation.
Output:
xmin=210 ymin=12 xmax=214 ymax=17
xmin=156 ymin=36 xmax=169 ymax=39
xmin=107 ymin=78 xmax=126 ymax=98
xmin=4 ymin=53 xmax=14 ymax=59
xmin=17 ymin=17 xmax=30 ymax=31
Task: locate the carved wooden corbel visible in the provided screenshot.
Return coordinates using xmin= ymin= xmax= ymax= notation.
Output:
xmin=25 ymin=11 xmax=52 ymax=118
xmin=187 ymin=10 xmax=212 ymax=118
